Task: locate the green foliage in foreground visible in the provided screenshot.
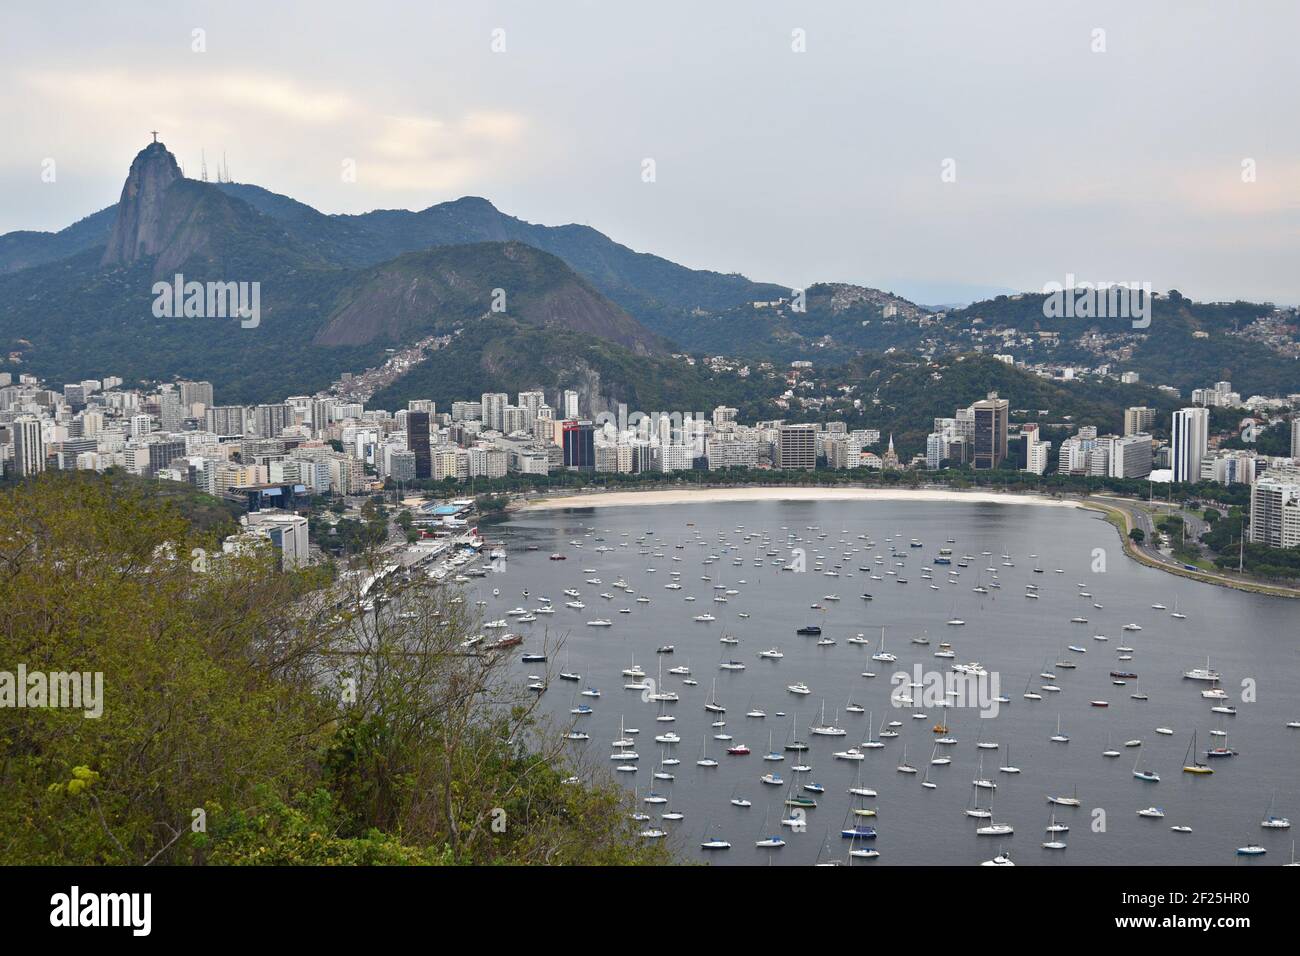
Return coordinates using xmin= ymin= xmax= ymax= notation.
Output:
xmin=0 ymin=474 xmax=670 ymax=866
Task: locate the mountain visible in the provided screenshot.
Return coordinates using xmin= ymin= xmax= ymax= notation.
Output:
xmin=212 ymin=186 xmax=792 ymax=320
xmin=3 ymin=139 xmax=1296 ymax=414
xmin=0 ymin=142 xmax=672 ymax=405
xmin=945 ymin=291 xmax=1300 ymax=397
xmin=646 ymin=281 xmax=931 ymax=364
xmin=100 ymin=141 xmax=185 ymax=267
xmin=316 ymin=242 xmax=663 ymax=354
xmin=1 ymin=181 xmax=790 ymax=321
xmin=0 ymin=207 xmax=116 ymax=275
xmin=368 ymin=316 xmax=772 ymax=422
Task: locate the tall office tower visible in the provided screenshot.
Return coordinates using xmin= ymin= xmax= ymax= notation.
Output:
xmin=1171 ymin=407 xmax=1209 ymax=483
xmin=502 ymin=405 xmax=528 ymax=435
xmin=480 ymin=392 xmax=508 ymax=431
xmin=1249 ymin=477 xmax=1300 ymax=548
xmin=309 ymin=399 xmax=336 ymax=437
xmin=562 ymin=389 xmax=580 ymax=420
xmin=159 ymin=390 xmax=185 ymax=431
xmin=776 ymin=424 xmax=817 ymax=471
xmin=13 ymin=416 xmax=45 ymax=477
xmin=517 ymin=391 xmax=545 ymax=420
xmin=179 ymin=380 xmax=214 ymax=410
xmin=80 ymin=410 xmax=105 ymax=438
xmin=1124 ymin=406 xmax=1157 ymax=436
xmin=562 ymin=421 xmax=596 ymax=471
xmin=205 ymin=405 xmax=248 ymax=436
xmin=406 ymin=411 xmax=432 ymax=479
xmin=253 ymin=403 xmax=292 ymax=438
xmin=1292 ymin=417 xmax=1300 ymax=459
xmin=1025 ymin=435 xmax=1051 ymax=475
xmin=972 ymin=392 xmax=1009 ymax=469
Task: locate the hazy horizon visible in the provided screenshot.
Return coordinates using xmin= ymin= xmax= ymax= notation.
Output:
xmin=3 ymin=0 xmax=1297 ymax=305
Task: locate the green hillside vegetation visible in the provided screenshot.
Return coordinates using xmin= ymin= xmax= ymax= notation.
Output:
xmin=950 ymin=292 xmax=1299 ymax=396
xmin=809 ymin=352 xmax=1179 ymax=457
xmin=370 ymin=316 xmax=775 ymax=420
xmin=0 ymin=473 xmax=668 ymax=865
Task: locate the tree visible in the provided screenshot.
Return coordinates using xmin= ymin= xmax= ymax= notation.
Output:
xmin=1128 ymin=527 xmax=1145 ymax=544
xmin=0 ymin=473 xmax=668 ymax=866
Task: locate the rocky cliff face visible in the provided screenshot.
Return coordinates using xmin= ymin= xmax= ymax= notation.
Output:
xmin=100 ymin=141 xmax=183 ymax=268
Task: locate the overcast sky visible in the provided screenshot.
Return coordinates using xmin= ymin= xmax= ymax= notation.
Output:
xmin=3 ymin=1 xmax=1298 ymax=304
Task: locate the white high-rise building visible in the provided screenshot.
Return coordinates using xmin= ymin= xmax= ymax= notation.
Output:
xmin=130 ymin=414 xmax=154 ymax=439
xmin=12 ymin=416 xmax=45 ymax=477
xmin=562 ymin=389 xmax=580 ymax=419
xmin=517 ymin=391 xmax=545 ymax=420
xmin=1022 ymin=425 xmax=1051 ymax=476
xmin=1249 ymin=477 xmax=1300 ymax=548
xmin=1109 ymin=434 xmax=1153 ymax=478
xmin=480 ymin=392 xmax=508 ymax=431
xmin=1171 ymin=407 xmax=1209 ymax=483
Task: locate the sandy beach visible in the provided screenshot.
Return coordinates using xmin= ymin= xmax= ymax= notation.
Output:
xmin=518 ymin=486 xmax=1083 ymax=512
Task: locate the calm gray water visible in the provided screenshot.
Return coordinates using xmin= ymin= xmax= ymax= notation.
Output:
xmin=484 ymin=498 xmax=1299 ymax=866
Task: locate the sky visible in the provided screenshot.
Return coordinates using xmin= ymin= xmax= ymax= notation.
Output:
xmin=2 ymin=0 xmax=1298 ymax=305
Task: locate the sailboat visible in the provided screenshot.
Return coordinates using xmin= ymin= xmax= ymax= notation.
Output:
xmin=1181 ymin=731 xmax=1213 ymax=774
xmin=1048 ymin=785 xmax=1081 ymax=808
xmin=871 ymin=627 xmax=895 ymax=663
xmin=921 ymin=748 xmax=939 ymax=789
xmin=704 ymin=677 xmax=725 ymax=714
xmin=661 ymin=785 xmax=684 ymax=821
xmin=975 ymin=794 xmax=1014 ymax=836
xmin=1204 ymin=730 xmax=1237 ymax=759
xmin=1042 ymin=808 xmax=1067 ymax=850
xmin=810 ymin=700 xmax=847 ymax=736
xmin=1261 ymin=792 xmax=1292 ymax=830
xmin=696 ymin=736 xmax=718 ymax=768
xmin=763 ymin=728 xmax=783 ymax=762
xmin=1022 ymin=674 xmax=1042 ymax=702
xmin=997 ymin=744 xmax=1020 ymax=774
xmin=699 ymin=825 xmax=731 ymax=851
xmin=847 ymin=762 xmax=876 ymax=798
xmin=896 ymin=744 xmax=917 ymax=774
xmin=1132 ymin=747 xmax=1160 ymax=782
xmin=1049 ymin=714 xmax=1069 ymax=743
xmin=754 ymin=810 xmax=786 ymax=849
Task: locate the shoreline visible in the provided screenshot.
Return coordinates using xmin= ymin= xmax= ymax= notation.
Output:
xmin=509 ymin=485 xmax=1300 ymax=598
xmin=517 ymin=486 xmax=1082 ymax=512
xmin=1080 ymin=499 xmax=1300 ymax=600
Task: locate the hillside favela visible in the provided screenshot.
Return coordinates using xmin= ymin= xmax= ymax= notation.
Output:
xmin=1 ymin=1 xmax=1296 ymax=934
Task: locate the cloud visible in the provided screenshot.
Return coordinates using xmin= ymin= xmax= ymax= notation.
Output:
xmin=18 ymin=68 xmax=529 ymax=195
